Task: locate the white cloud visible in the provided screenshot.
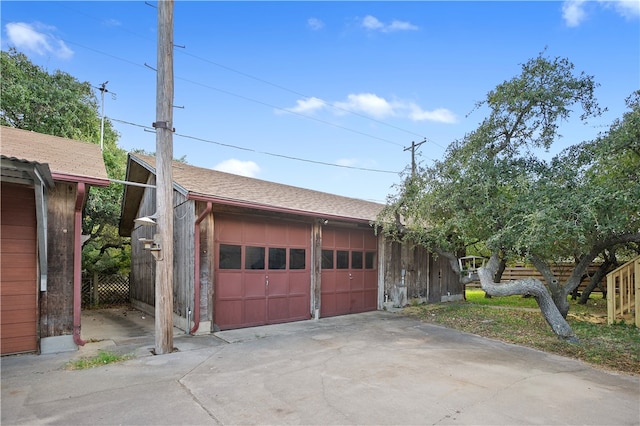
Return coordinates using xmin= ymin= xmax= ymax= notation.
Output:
xmin=408 ymin=105 xmax=458 ymax=124
xmin=281 ymin=96 xmax=326 ymax=114
xmin=213 ymin=159 xmax=260 ymax=177
xmin=102 ymin=18 xmax=122 ymax=28
xmin=307 ymin=17 xmax=324 ymax=31
xmin=361 ymin=15 xmax=418 ymax=33
xmin=602 ymin=0 xmax=640 ymax=19
xmin=336 ymin=158 xmax=359 ymax=167
xmin=334 ymin=93 xmax=396 ymax=118
xmin=283 ymin=93 xmax=457 ymax=124
xmin=562 ymin=0 xmax=639 ymax=27
xmin=5 ymin=22 xmax=73 ymax=59
xmin=562 ymin=0 xmax=588 ymax=27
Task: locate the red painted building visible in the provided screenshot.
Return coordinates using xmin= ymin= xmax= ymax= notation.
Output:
xmin=119 ymin=154 xmax=460 ymax=333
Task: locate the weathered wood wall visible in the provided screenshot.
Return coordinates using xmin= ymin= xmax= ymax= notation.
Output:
xmin=382 ymin=240 xmax=460 ymax=303
xmin=199 ymin=203 xmax=215 ymax=329
xmin=130 ymin=176 xmax=156 ymax=308
xmin=40 ymin=182 xmax=76 ymax=338
xmin=173 ymin=192 xmax=194 ymax=321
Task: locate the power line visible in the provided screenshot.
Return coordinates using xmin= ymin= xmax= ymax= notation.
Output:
xmin=17 ymin=6 xmax=448 ymax=148
xmin=109 ymin=117 xmax=401 ymax=174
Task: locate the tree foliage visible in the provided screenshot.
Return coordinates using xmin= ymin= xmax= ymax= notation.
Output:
xmin=1 ymin=48 xmax=129 ymax=275
xmin=377 ymin=52 xmax=640 ymax=340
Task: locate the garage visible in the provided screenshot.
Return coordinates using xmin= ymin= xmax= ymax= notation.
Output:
xmin=1 ymin=182 xmax=38 ymax=355
xmin=320 ymin=227 xmax=378 ymax=317
xmin=214 ymin=214 xmax=311 ymax=330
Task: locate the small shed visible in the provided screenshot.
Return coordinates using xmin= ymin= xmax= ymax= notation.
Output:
xmin=119 ymin=154 xmax=459 ymax=333
xmin=0 ymin=126 xmax=109 ymax=355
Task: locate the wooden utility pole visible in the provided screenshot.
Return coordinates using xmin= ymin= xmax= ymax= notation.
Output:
xmin=154 ymin=0 xmax=174 ymax=355
xmin=404 ymin=138 xmax=426 ymax=177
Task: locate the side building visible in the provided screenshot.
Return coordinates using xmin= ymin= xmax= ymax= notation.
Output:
xmin=1 ymin=126 xmax=109 ymax=355
xmin=119 ymin=154 xmax=460 ymax=333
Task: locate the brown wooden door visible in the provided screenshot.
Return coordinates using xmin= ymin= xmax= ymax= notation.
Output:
xmin=1 ymin=183 xmax=38 ymax=355
xmin=214 ymin=215 xmax=311 ymax=330
xmin=321 ymin=228 xmax=378 ymax=317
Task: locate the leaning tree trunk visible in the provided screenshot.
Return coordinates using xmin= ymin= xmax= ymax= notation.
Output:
xmin=578 ymin=258 xmax=613 ymax=304
xmin=478 ymin=254 xmax=578 ymax=342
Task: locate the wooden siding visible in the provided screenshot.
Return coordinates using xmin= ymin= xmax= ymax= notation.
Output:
xmin=173 ymin=192 xmax=195 ymax=323
xmin=1 ymin=183 xmax=38 ymax=355
xmin=382 ymin=241 xmax=460 ymax=303
xmin=130 ymin=175 xmax=157 ymax=308
xmin=40 ymin=182 xmax=76 ymax=338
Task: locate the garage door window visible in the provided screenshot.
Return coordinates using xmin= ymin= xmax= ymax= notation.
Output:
xmin=322 ymin=250 xmax=334 ymax=269
xmin=290 ymin=248 xmax=306 ymax=269
xmin=269 ymin=247 xmax=286 ymax=269
xmin=336 ymin=250 xmax=349 ymax=269
xmin=219 ymin=244 xmax=241 ymax=269
xmin=365 ymin=251 xmax=376 ymax=269
xmin=352 ymin=251 xmax=363 ymax=269
xmin=245 ymin=246 xmax=265 ymax=269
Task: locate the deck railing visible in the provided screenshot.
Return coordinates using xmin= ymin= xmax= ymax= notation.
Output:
xmin=607 ymin=256 xmax=639 ymax=327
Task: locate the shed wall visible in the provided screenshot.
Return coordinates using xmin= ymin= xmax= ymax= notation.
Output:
xmin=40 ymin=182 xmax=76 ymax=338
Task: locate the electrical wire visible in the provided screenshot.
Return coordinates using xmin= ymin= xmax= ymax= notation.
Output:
xmin=109 ymin=117 xmax=402 ymax=174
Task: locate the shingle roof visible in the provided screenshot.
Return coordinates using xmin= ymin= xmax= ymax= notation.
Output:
xmin=132 ymin=153 xmax=384 ymax=222
xmin=0 ymin=126 xmax=109 ymax=184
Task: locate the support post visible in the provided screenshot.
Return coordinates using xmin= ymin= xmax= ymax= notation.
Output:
xmin=154 ymin=0 xmax=175 ymax=355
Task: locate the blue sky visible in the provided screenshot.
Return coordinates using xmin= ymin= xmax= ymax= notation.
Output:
xmin=2 ymin=1 xmax=639 ymax=203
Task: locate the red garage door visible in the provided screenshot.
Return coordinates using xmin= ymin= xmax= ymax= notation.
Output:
xmin=1 ymin=183 xmax=38 ymax=355
xmin=321 ymin=227 xmax=378 ymax=317
xmin=214 ymin=215 xmax=311 ymax=330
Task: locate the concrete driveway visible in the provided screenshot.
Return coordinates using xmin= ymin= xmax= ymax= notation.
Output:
xmin=2 ymin=310 xmax=638 ymax=425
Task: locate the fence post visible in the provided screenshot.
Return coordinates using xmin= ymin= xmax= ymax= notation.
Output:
xmin=93 ymin=271 xmax=99 ymax=305
xmin=635 ymin=258 xmax=639 ymax=328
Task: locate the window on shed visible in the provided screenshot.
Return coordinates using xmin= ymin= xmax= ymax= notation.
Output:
xmin=219 ymin=244 xmax=241 ymax=269
xmin=269 ymin=247 xmax=286 ymax=270
xmin=351 ymin=251 xmax=363 ymax=269
xmin=289 ymin=248 xmax=306 ymax=270
xmin=336 ymin=250 xmax=349 ymax=269
xmin=322 ymin=250 xmax=334 ymax=269
xmin=365 ymin=251 xmax=376 ymax=269
xmin=245 ymin=246 xmax=265 ymax=269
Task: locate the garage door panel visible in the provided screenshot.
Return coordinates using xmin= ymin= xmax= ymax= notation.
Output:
xmin=267 ymin=297 xmax=289 ymax=322
xmin=244 ymin=299 xmax=266 ymax=324
xmin=364 ymin=290 xmax=378 ymax=310
xmin=1 ymin=336 xmax=37 ymax=355
xmin=1 ymin=182 xmax=38 ymax=355
xmin=0 ymin=238 xmax=36 ymax=254
xmin=321 ymin=228 xmax=378 ymax=318
xmin=288 ymin=295 xmax=309 ymax=319
xmin=217 ymin=274 xmax=243 ymax=298
xmin=335 ymin=274 xmax=350 ymax=292
xmin=216 ymin=300 xmax=244 ymax=327
xmin=289 ymin=275 xmax=309 ymax=295
xmin=215 ymin=215 xmax=310 ymax=330
xmin=245 ymin=275 xmax=267 ymax=298
xmin=1 ymin=253 xmax=38 ymax=270
xmin=350 ymin=291 xmax=364 ymax=312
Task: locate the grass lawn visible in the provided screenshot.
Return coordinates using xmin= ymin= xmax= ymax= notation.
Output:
xmin=403 ymin=289 xmax=640 ymax=376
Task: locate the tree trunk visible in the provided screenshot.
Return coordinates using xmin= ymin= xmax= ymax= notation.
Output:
xmin=479 ymin=254 xmax=577 ymax=342
xmin=578 ymin=257 xmax=614 ymax=304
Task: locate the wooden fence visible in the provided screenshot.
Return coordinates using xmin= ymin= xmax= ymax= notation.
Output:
xmin=607 ymin=256 xmax=639 ymax=327
xmin=498 ymin=263 xmax=606 ymax=292
xmin=81 ymin=272 xmax=130 ymax=307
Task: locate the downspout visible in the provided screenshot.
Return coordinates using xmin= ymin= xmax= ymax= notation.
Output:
xmin=73 ymin=182 xmax=86 ymax=346
xmin=190 ymin=201 xmax=212 ymax=334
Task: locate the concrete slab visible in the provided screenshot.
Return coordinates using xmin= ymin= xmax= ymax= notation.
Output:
xmin=2 ymin=311 xmax=638 ymax=425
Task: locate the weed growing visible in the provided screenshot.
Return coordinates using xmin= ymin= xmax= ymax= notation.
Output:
xmin=66 ymin=350 xmax=131 ymax=370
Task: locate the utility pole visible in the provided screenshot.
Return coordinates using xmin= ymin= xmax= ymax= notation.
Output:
xmin=98 ymin=81 xmax=115 ymax=152
xmin=404 ymin=138 xmax=426 ymax=177
xmin=154 ymin=0 xmax=174 ymax=355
